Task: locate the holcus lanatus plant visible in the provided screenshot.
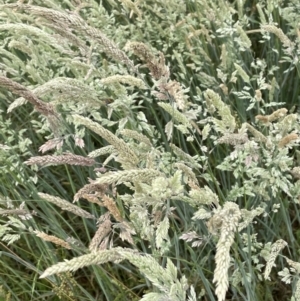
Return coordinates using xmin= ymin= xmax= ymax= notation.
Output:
xmin=1 ymin=0 xmax=300 ymax=300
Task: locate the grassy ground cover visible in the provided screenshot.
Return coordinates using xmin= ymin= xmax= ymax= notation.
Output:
xmin=1 ymin=0 xmax=300 ymax=300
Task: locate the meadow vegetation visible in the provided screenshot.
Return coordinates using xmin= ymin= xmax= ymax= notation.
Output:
xmin=1 ymin=0 xmax=300 ymax=300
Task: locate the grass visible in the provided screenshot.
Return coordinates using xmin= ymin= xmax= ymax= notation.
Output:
xmin=1 ymin=0 xmax=300 ymax=300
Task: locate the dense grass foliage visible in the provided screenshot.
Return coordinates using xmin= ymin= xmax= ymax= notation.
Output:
xmin=1 ymin=0 xmax=300 ymax=300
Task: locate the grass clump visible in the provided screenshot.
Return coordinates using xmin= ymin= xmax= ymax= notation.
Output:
xmin=1 ymin=0 xmax=300 ymax=300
